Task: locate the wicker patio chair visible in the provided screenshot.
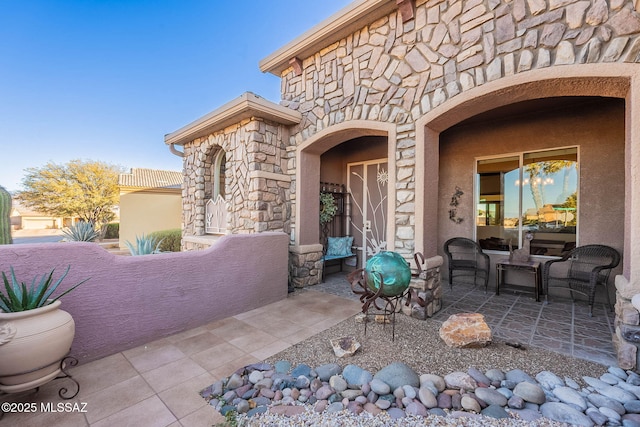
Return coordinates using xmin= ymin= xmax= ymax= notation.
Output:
xmin=443 ymin=237 xmax=490 ymax=291
xmin=542 ymin=244 xmax=620 ymax=316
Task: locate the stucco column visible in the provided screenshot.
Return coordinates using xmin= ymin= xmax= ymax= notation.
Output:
xmin=295 ymin=150 xmax=321 ymax=245
xmin=627 ymin=73 xmax=640 ymax=283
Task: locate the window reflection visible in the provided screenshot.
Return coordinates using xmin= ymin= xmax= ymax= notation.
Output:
xmin=477 ymin=148 xmax=578 ymax=256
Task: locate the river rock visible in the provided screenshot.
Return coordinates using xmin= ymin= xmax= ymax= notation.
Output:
xmin=248 ymin=370 xmax=264 ymax=384
xmin=421 ymin=374 xmax=446 ymax=392
xmin=588 ymin=393 xmax=626 ymax=414
xmin=444 ymin=372 xmax=478 ymax=391
xmin=315 ymin=363 xmax=341 ymax=381
xmin=342 ymin=364 xmax=373 ymax=387
xmin=553 ymin=386 xmax=587 ymax=411
xmin=506 ymin=369 xmax=536 ymax=384
xmin=418 ymin=387 xmax=438 ymax=408
xmin=405 ymin=401 xmax=428 ymax=416
xmin=291 ymin=364 xmax=312 ymax=378
xmin=461 ymin=395 xmax=481 ymax=412
xmin=586 ymin=407 xmax=609 ymax=426
xmin=370 ymin=378 xmax=391 ymax=395
xmin=481 ymin=404 xmax=510 ymax=419
xmin=274 ymin=360 xmax=291 ymax=374
xmin=329 ymin=375 xmax=347 ymax=392
xmin=373 ymin=362 xmax=420 ymax=391
xmin=536 ymin=371 xmax=565 ymax=390
xmin=341 ymin=389 xmax=363 ymax=400
xmin=316 ymin=385 xmax=334 ymax=400
xmin=485 ymin=369 xmax=506 ymax=382
xmin=387 ymin=407 xmax=406 ymax=419
xmin=540 ymin=402 xmax=594 ymax=426
xmin=468 ymin=367 xmax=491 ymax=386
xmin=513 ymin=381 xmax=546 ymax=404
xmin=475 ymin=387 xmax=508 ymax=406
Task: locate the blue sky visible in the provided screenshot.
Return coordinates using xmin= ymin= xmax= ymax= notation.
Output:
xmin=0 ymin=0 xmax=353 ymax=192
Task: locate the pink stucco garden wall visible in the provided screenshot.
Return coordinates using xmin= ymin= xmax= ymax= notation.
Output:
xmin=0 ymin=232 xmax=289 ymax=363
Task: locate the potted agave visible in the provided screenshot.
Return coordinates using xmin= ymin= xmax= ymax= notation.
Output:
xmin=0 ymin=266 xmax=87 ymax=393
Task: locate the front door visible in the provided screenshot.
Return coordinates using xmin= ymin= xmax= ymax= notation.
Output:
xmin=347 ymin=159 xmax=388 ymax=268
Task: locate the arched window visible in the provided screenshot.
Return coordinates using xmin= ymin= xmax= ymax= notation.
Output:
xmin=206 ymin=149 xmax=227 ymax=234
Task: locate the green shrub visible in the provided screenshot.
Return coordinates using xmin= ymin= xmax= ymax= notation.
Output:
xmin=149 ymin=229 xmax=181 ymax=252
xmin=103 ymin=222 xmax=119 ymax=239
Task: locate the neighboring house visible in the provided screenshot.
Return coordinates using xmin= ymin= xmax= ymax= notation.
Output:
xmin=164 ymin=1 xmax=640 ymax=368
xmin=118 ymin=168 xmax=182 ymax=249
xmin=10 ymin=200 xmax=72 ymax=230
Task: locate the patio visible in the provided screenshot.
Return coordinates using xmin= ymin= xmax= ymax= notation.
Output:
xmin=0 ymin=272 xmax=616 ymax=426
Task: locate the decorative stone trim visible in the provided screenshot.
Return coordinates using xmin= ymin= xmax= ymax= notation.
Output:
xmin=289 ymin=244 xmax=324 ymax=288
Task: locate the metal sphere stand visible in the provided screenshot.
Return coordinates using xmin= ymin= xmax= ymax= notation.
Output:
xmin=0 ymin=355 xmax=80 ymax=420
xmin=348 ymin=269 xmax=412 ymax=341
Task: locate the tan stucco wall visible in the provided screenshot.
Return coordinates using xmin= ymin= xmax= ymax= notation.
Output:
xmin=320 ymin=135 xmax=387 ymax=183
xmin=119 ymin=190 xmax=182 ymax=249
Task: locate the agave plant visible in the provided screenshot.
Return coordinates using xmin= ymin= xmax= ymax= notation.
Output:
xmin=0 ymin=266 xmax=89 ymax=313
xmin=125 ymin=234 xmax=164 ymax=256
xmin=62 ymin=221 xmax=101 ymax=242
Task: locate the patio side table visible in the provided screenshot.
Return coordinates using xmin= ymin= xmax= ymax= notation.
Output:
xmin=495 ymin=258 xmax=541 ymax=302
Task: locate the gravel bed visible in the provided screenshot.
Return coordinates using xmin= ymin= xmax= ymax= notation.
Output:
xmin=265 ymin=313 xmax=606 ymax=381
xmin=234 ymin=313 xmax=610 ymax=426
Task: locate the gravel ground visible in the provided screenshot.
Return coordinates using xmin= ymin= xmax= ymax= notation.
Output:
xmin=236 ymin=313 xmax=609 ymax=426
xmin=266 ymin=313 xmax=607 ymax=381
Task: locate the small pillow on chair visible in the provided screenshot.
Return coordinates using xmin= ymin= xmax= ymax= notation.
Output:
xmin=327 ymin=236 xmax=354 ymax=256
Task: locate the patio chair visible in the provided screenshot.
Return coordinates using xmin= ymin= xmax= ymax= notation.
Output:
xmin=542 ymin=244 xmax=620 ymax=316
xmin=443 ymin=237 xmax=490 ymax=291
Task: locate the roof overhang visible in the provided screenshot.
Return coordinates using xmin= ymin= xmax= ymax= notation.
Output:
xmin=164 ymin=92 xmax=302 ymax=146
xmin=259 ymin=0 xmax=398 ymax=76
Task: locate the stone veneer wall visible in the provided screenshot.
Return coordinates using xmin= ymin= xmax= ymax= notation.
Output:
xmin=614 ymin=276 xmax=640 ymax=370
xmin=289 ymin=244 xmax=324 ymax=287
xmin=274 ymin=0 xmax=640 ymax=363
xmin=280 ymin=0 xmax=640 ymax=257
xmin=402 ymin=255 xmax=444 ymax=319
xmin=181 ymin=118 xmax=291 ymax=251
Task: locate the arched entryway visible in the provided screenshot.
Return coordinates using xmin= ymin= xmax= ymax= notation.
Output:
xmin=290 ymin=121 xmax=396 ymax=287
xmin=415 ymin=64 xmax=640 ymax=369
xmin=416 ymin=64 xmax=640 ymax=281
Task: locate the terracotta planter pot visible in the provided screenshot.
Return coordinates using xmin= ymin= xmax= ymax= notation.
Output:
xmin=0 ymin=300 xmax=75 ymax=393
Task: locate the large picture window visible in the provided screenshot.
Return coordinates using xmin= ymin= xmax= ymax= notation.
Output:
xmin=476 ymin=147 xmax=578 ymax=256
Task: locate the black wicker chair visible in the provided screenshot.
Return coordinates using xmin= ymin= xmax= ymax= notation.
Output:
xmin=443 ymin=237 xmax=490 ymax=291
xmin=542 ymin=244 xmax=620 ymax=316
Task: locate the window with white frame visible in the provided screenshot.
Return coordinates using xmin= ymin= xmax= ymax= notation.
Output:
xmin=476 ymin=147 xmax=578 ymax=256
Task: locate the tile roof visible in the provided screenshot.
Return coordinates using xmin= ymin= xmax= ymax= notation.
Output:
xmin=118 ymin=168 xmax=182 ymax=189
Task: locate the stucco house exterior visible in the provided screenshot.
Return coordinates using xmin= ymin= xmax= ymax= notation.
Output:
xmin=118 ymin=168 xmax=182 ymax=249
xmin=10 ymin=200 xmax=73 ymax=230
xmin=165 ymin=0 xmax=640 ymax=369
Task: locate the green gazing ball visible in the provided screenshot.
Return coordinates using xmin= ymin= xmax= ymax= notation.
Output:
xmin=365 ymin=251 xmax=411 ymax=297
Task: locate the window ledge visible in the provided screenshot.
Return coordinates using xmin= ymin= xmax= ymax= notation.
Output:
xmin=183 ymin=234 xmax=225 ymax=247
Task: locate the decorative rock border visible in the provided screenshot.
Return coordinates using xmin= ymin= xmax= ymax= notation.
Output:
xmin=201 ymin=360 xmax=640 ymax=426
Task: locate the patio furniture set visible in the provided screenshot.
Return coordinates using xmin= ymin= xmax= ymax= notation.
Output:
xmin=444 ymin=237 xmax=621 ymax=317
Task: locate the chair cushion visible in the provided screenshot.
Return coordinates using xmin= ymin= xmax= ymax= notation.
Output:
xmin=326 ymin=236 xmax=354 ymax=257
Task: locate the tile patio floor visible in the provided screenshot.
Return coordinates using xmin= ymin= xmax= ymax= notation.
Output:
xmin=0 ymin=290 xmax=362 ymax=427
xmin=1 ymin=271 xmax=616 ymax=427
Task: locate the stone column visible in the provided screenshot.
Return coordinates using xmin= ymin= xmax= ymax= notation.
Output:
xmin=613 ymin=275 xmax=640 ymax=370
xmin=289 ymin=244 xmax=324 ymax=288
